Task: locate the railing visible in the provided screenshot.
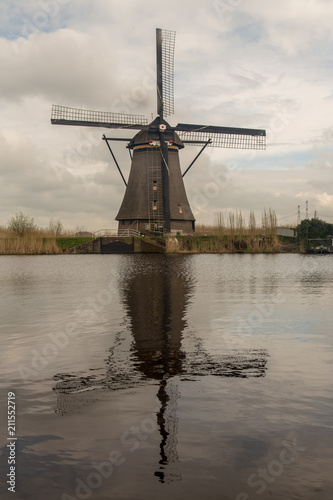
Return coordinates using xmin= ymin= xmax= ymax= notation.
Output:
xmin=118 ymin=229 xmax=141 ymax=237
xmin=93 ymin=228 xmax=141 ymax=237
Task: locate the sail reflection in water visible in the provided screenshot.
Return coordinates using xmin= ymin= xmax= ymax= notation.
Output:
xmin=53 ymin=255 xmax=269 ymax=483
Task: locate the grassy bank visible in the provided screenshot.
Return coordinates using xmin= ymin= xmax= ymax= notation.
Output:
xmin=0 ymin=222 xmax=300 ymax=255
xmin=55 ymin=237 xmax=94 ymax=251
xmin=0 ymin=234 xmax=300 ymax=255
xmin=0 ymin=233 xmax=94 ymax=255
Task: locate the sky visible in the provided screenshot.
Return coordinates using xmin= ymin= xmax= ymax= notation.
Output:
xmin=0 ymin=0 xmax=333 ymax=231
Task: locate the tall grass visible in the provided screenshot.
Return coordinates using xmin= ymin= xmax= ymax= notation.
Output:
xmin=171 ymin=234 xmax=280 ymax=254
xmin=172 ymin=209 xmax=282 ymax=253
xmin=0 ymin=227 xmax=61 ymax=255
xmin=198 ymin=209 xmax=279 ymax=237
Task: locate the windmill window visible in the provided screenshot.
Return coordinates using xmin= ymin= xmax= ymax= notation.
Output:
xmin=178 ymin=204 xmax=183 ymax=214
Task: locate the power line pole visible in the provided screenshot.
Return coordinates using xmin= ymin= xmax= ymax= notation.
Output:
xmin=306 ymin=200 xmax=309 ymax=220
xmin=297 ymin=205 xmax=301 ymax=225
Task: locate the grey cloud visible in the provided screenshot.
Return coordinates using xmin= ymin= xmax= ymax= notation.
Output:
xmin=1 ymin=0 xmax=333 ymax=228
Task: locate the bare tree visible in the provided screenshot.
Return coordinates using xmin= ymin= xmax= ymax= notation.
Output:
xmin=48 ymin=218 xmax=63 ymax=236
xmin=236 ymin=210 xmax=244 ymax=237
xmin=215 ymin=211 xmax=225 ymax=237
xmin=249 ymin=211 xmax=256 ymax=237
xmin=228 ymin=212 xmax=235 ymax=236
xmin=269 ymin=208 xmax=277 ymax=236
xmin=262 ymin=208 xmax=268 ymax=235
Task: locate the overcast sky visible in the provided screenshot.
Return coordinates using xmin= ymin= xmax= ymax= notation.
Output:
xmin=0 ymin=0 xmax=332 ymax=231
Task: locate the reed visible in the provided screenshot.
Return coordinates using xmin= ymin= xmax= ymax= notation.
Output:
xmin=0 ymin=228 xmax=61 ymax=255
xmin=171 ymin=208 xmax=281 ymax=253
xmin=171 ymin=234 xmax=280 ymax=254
xmin=195 ymin=223 xmax=216 ymax=234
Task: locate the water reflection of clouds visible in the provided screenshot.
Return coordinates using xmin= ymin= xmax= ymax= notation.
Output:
xmin=53 ymin=255 xmax=269 ymax=399
xmin=0 ymin=434 xmax=78 ymax=499
xmin=53 ymin=254 xmax=269 ymax=483
xmin=2 ymin=254 xmax=332 ymax=498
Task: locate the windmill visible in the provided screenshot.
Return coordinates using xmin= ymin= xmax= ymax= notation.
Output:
xmin=51 ymin=29 xmax=266 ymax=235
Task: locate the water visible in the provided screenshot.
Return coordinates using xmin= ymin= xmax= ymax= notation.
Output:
xmin=0 ymin=254 xmax=332 ymax=499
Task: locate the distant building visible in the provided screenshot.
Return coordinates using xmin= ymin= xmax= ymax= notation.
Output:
xmin=277 ymin=227 xmax=296 ymax=238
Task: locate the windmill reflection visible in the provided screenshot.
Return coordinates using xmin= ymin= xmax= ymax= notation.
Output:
xmin=120 ymin=255 xmax=189 ymax=483
xmin=53 ymin=255 xmax=268 ymax=483
xmin=122 ymin=256 xmax=187 ymax=381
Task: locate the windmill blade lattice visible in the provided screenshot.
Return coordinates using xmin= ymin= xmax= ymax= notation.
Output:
xmin=51 ymin=105 xmax=148 ymax=129
xmin=175 ymin=123 xmax=266 ymax=149
xmin=156 ymin=29 xmax=176 ymax=118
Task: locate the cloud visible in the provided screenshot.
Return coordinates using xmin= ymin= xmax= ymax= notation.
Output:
xmin=0 ymin=0 xmax=332 ymax=229
xmin=0 ymin=29 xmax=119 ymax=106
xmin=239 ymin=0 xmax=333 ymax=54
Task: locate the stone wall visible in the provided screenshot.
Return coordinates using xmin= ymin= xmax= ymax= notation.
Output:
xmin=70 ymin=236 xmax=166 ymax=254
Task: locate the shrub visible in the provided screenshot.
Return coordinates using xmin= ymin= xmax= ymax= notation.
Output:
xmin=7 ymin=212 xmax=36 ymax=237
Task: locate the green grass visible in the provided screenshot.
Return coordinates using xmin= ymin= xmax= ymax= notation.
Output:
xmin=56 ymin=237 xmax=94 ymax=251
xmin=277 ymin=235 xmax=297 ymax=244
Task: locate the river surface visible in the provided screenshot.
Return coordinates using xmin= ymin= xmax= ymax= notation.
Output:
xmin=0 ymin=254 xmax=332 ymax=500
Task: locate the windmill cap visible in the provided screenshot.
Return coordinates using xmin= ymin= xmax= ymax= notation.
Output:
xmin=127 ymin=117 xmax=184 ymax=149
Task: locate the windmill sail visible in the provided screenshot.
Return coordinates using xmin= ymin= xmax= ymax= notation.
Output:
xmin=156 ymin=29 xmax=176 ymax=118
xmin=51 ymin=105 xmax=148 ymax=129
xmin=175 ymin=123 xmax=266 ymax=149
xmin=51 ymin=27 xmax=266 ymax=236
